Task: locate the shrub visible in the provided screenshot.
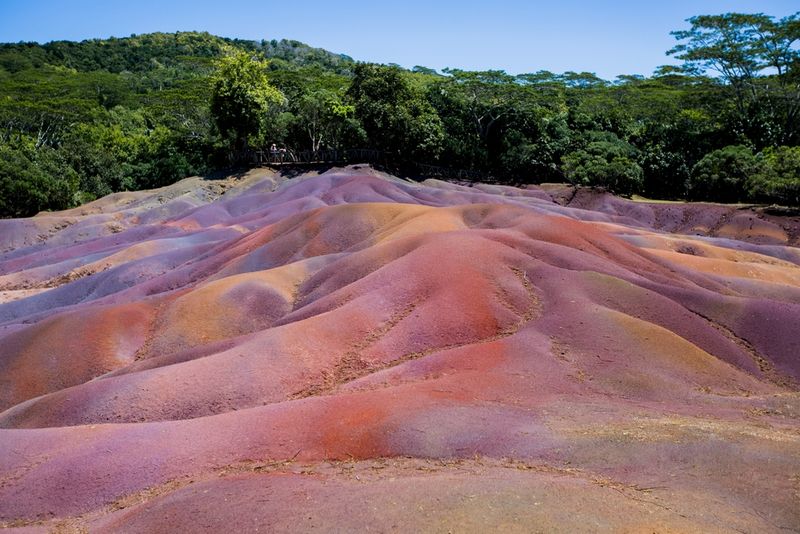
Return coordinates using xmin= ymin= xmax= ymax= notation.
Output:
xmin=688 ymin=145 xmax=756 ymax=203
xmin=0 ymin=144 xmax=79 ymax=218
xmin=562 ymin=132 xmax=643 ymax=196
xmin=747 ymin=146 xmax=800 ymax=206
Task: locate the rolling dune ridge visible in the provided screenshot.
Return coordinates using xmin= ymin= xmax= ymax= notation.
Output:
xmin=1 ymin=166 xmax=798 ymax=532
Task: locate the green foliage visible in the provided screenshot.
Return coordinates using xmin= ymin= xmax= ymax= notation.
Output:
xmin=499 ymin=114 xmax=571 ymax=182
xmin=688 ymin=145 xmax=757 ymax=202
xmin=257 ymin=39 xmax=354 ymax=74
xmin=1 ymin=32 xmax=233 ymax=74
xmin=669 ymin=12 xmax=800 ymax=144
xmin=748 ymin=146 xmax=800 ymax=205
xmin=637 ymin=145 xmax=691 ymax=199
xmin=0 ymin=144 xmax=78 ymax=217
xmin=347 ymin=64 xmax=444 ymax=160
xmin=633 ymin=106 xmax=726 ymax=199
xmin=210 ymin=52 xmax=284 ymax=149
xmin=1 ymin=19 xmax=799 ymax=218
xmin=0 ymin=32 xmax=343 ymax=218
xmin=562 ymin=132 xmax=643 ymax=195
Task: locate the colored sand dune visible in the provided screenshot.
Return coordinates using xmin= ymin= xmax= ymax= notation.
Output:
xmin=1 ymin=166 xmax=799 ymax=532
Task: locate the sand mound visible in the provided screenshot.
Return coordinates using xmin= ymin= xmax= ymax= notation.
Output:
xmin=0 ymin=166 xmax=798 ymax=531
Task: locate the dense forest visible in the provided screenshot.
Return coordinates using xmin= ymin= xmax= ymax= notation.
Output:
xmin=1 ymin=12 xmax=798 ymax=218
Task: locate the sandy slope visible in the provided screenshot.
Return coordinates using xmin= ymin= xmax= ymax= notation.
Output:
xmin=0 ymin=166 xmax=798 ymax=532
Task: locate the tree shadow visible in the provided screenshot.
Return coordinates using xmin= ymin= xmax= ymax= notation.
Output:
xmin=201 ymin=166 xmax=252 ymax=181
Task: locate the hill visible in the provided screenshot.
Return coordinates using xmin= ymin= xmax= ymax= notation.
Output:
xmin=0 ymin=167 xmax=798 ymax=531
xmin=2 ymin=15 xmax=799 ymax=220
xmin=0 ymin=31 xmax=359 ymax=218
xmin=0 ymin=31 xmax=353 ymax=73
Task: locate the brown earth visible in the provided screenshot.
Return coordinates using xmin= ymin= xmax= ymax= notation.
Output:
xmin=0 ymin=166 xmax=798 ymax=532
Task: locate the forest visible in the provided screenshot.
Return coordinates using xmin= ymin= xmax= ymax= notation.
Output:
xmin=0 ymin=12 xmax=798 ymax=218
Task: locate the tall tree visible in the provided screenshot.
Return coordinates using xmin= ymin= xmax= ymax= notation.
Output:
xmin=347 ymin=64 xmax=443 ymax=161
xmin=669 ymin=13 xmax=767 ymax=111
xmin=210 ymin=51 xmax=284 ymax=153
xmin=439 ymin=69 xmax=521 ymax=143
xmin=668 ymin=12 xmax=800 ymax=143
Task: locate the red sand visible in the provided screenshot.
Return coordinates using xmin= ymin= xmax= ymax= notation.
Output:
xmin=0 ymin=166 xmax=798 ymax=532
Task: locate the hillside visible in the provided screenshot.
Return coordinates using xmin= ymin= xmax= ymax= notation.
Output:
xmin=2 ymin=17 xmax=799 ymax=221
xmin=0 ymin=32 xmax=353 ymax=73
xmin=0 ymin=167 xmax=798 ymax=531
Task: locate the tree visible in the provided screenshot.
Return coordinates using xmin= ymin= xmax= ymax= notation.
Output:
xmin=0 ymin=144 xmax=78 ymax=217
xmin=291 ymin=88 xmax=363 ymax=152
xmin=347 ymin=63 xmax=444 ymax=161
xmin=669 ymin=14 xmax=766 ymax=109
xmin=748 ymin=146 xmax=800 ymax=206
xmin=439 ymin=69 xmax=522 ymax=144
xmin=635 ymin=106 xmax=726 ymax=199
xmin=668 ymin=12 xmax=800 ymax=144
xmin=499 ymin=111 xmax=571 ymax=182
xmin=562 ymin=131 xmax=643 ymax=196
xmin=210 ymin=51 xmax=284 ymax=153
xmin=2 ymin=25 xmax=799 ymax=214
xmin=688 ymin=145 xmax=757 ymax=202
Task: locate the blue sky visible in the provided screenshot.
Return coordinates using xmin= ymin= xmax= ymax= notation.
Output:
xmin=0 ymin=1 xmax=797 ymax=79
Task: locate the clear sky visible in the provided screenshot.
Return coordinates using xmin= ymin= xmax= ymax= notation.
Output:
xmin=0 ymin=0 xmax=797 ymax=79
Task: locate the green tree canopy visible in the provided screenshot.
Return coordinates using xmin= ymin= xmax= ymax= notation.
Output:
xmin=562 ymin=132 xmax=643 ymax=196
xmin=688 ymin=144 xmax=757 ymax=202
xmin=668 ymin=12 xmax=800 ymax=144
xmin=0 ymin=144 xmax=79 ymax=217
xmin=210 ymin=51 xmax=284 ymax=150
xmin=2 ymin=22 xmax=800 ymax=219
xmin=347 ymin=64 xmax=444 ymax=160
xmin=748 ymin=146 xmax=800 ymax=205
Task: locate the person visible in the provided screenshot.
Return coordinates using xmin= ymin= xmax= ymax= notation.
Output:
xmin=270 ymin=143 xmax=278 ymax=162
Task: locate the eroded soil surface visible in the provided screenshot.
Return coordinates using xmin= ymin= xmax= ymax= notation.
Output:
xmin=1 ymin=166 xmax=798 ymax=532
